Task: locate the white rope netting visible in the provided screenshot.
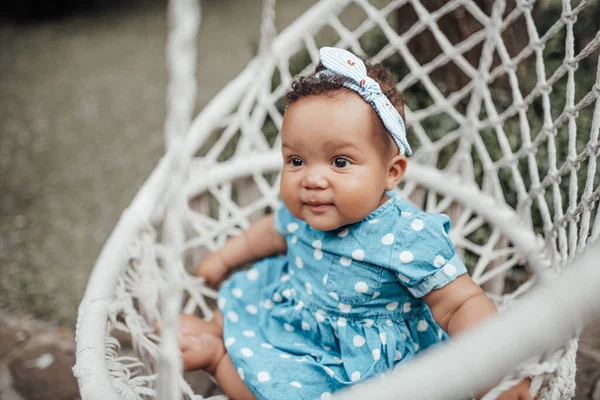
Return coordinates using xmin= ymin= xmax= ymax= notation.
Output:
xmin=74 ymin=0 xmax=600 ymax=399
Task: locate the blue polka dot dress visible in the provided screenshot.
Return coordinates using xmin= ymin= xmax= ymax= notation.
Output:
xmin=218 ymin=192 xmax=468 ymax=399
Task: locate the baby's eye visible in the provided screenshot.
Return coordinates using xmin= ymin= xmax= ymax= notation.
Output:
xmin=333 ymin=157 xmax=351 ymax=168
xmin=288 ymin=157 xmax=304 ymax=167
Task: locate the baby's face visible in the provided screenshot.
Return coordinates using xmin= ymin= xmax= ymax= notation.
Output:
xmin=280 ymin=91 xmax=403 ymax=231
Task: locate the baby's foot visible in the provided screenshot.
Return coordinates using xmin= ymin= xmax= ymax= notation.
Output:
xmin=180 ymin=333 xmax=226 ymax=372
xmin=179 ymin=313 xmax=223 ymax=338
xmin=156 ymin=314 xmax=223 ymax=338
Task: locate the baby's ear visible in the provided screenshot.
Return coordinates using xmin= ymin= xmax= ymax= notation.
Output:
xmin=386 ymin=155 xmax=407 ymax=190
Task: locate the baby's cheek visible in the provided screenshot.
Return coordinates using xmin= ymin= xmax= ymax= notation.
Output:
xmin=280 ymin=179 xmax=302 ymax=216
xmin=337 ymin=187 xmax=377 ymax=219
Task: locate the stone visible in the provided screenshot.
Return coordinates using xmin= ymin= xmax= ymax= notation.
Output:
xmin=593 ymin=376 xmax=600 ymax=400
xmin=8 ymin=344 xmax=79 ymax=400
xmin=0 ymin=324 xmax=28 ymax=360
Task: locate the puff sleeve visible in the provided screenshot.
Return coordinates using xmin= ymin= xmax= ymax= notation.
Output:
xmin=391 ymin=212 xmax=468 ymax=298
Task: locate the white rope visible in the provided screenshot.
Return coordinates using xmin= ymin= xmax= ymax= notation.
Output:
xmin=156 ymin=0 xmax=200 ymax=398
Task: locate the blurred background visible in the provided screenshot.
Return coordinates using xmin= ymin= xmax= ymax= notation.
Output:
xmin=1 ymin=0 xmax=599 ymax=399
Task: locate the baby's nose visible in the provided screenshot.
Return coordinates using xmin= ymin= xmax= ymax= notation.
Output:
xmin=303 ymin=173 xmax=329 ymax=189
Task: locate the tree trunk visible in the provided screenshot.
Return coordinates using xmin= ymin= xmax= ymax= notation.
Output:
xmin=395 ymin=0 xmax=533 ymax=94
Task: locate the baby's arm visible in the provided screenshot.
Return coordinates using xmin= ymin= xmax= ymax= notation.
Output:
xmin=423 ymin=276 xmax=532 ymax=399
xmin=197 ymin=214 xmax=287 ymax=287
xmin=423 ymin=274 xmax=495 ymax=335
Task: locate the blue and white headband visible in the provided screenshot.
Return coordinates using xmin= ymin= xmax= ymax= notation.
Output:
xmin=315 ymin=47 xmax=412 ymax=156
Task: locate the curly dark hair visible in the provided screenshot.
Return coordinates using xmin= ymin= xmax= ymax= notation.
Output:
xmin=286 ymin=56 xmax=405 ymax=155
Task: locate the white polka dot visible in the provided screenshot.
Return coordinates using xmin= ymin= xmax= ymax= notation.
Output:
xmin=289 ymin=269 xmax=295 ymax=276
xmin=364 ymin=319 xmax=374 ymax=327
xmin=338 ymin=228 xmax=349 ymax=237
xmin=282 ymin=288 xmax=291 ymax=298
xmin=381 ymin=233 xmax=395 ymax=245
xmin=368 ymin=219 xmax=380 ymax=224
xmin=401 ymin=211 xmax=413 ymax=217
xmin=295 ymin=256 xmax=303 ymax=268
xmin=227 ymin=311 xmax=239 ymax=322
xmin=238 ymin=367 xmax=245 ymax=379
xmin=395 ymin=350 xmax=402 ymax=361
xmin=351 ymin=249 xmax=365 ymax=261
xmin=403 ymin=302 xmax=411 ymax=313
xmin=231 ymin=288 xmax=243 ymax=298
xmin=260 ymin=343 xmax=273 ymax=349
xmin=261 ymin=299 xmax=275 ymax=311
xmin=399 ymin=251 xmax=414 ymax=263
xmin=312 ymin=240 xmax=322 ymax=249
xmin=242 ymin=330 xmax=255 ymax=337
xmin=398 ymin=273 xmax=410 ymax=283
xmin=284 ymin=323 xmax=295 ymax=332
xmin=414 ymin=343 xmax=420 ymax=351
xmin=246 ymin=269 xmax=259 ymax=280
xmin=295 ymin=300 xmax=305 ymax=310
xmin=324 ymin=366 xmax=334 ymax=377
xmin=257 ymin=371 xmax=270 ymax=382
xmin=386 ymin=301 xmax=399 ymax=311
xmin=354 ymin=281 xmax=368 ymax=293
xmin=241 ymin=347 xmax=253 ymax=357
xmin=351 ymin=371 xmax=361 ymax=382
xmin=314 ymin=249 xmax=323 ymax=260
xmin=290 ymin=381 xmax=302 ymax=388
xmin=315 ymin=310 xmax=325 ymax=322
xmin=444 ymin=263 xmax=457 ymax=276
xmin=333 ymin=356 xmax=343 ymax=363
xmin=411 ymin=219 xmax=424 ymax=231
xmin=438 ymin=329 xmax=444 ymax=339
xmin=329 ymin=292 xmax=339 ymax=301
xmin=322 ymin=345 xmax=331 ymax=351
xmin=340 ymin=256 xmax=352 ymax=266
xmin=302 ymin=321 xmax=310 ymax=331
xmin=353 ymin=335 xmax=366 ymax=347
xmin=291 ymin=235 xmax=298 ymax=244
xmin=434 ymin=255 xmax=446 ymax=268
xmin=379 ymin=332 xmax=387 ymax=345
xmin=280 ymin=353 xmax=291 ymax=359
xmin=305 ymin=282 xmax=313 ymax=294
xmin=338 ymin=303 xmax=352 ymax=313
xmin=417 ymin=320 xmax=429 ymax=332
xmin=287 ymin=223 xmax=299 ymax=233
xmin=217 ymin=297 xmax=226 ymax=310
xmin=372 ymin=291 xmax=380 ymax=299
xmin=322 ymin=274 xmax=328 ymax=285
xmin=225 ymin=337 xmax=235 ymax=347
xmin=337 ymin=317 xmax=347 ymax=327
xmin=386 ymin=319 xmax=394 ymax=326
xmin=273 ymin=292 xmax=283 ymax=302
xmin=280 ymin=273 xmax=290 ymax=282
xmin=372 ymin=349 xmax=381 ymax=361
xmin=402 ymin=333 xmax=407 ymax=341
xmin=321 ymin=393 xmax=332 ymax=400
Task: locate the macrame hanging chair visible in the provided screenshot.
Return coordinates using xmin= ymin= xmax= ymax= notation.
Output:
xmin=73 ymin=0 xmax=600 ymax=399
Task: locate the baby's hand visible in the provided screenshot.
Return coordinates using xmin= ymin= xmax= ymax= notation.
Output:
xmin=196 ymin=252 xmax=228 ymax=288
xmin=494 ymin=378 xmax=533 ymax=400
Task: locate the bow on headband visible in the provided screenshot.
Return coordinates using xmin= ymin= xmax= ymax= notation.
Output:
xmin=316 ymin=47 xmax=412 ymax=156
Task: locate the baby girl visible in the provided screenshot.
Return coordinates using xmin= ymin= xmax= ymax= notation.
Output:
xmin=176 ymin=47 xmax=532 ymax=400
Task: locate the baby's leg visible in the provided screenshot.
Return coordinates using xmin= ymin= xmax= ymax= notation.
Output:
xmin=181 ymin=334 xmax=256 ymax=400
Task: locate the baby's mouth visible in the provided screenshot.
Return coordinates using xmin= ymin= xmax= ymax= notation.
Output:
xmin=304 ymin=201 xmax=333 ymax=213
